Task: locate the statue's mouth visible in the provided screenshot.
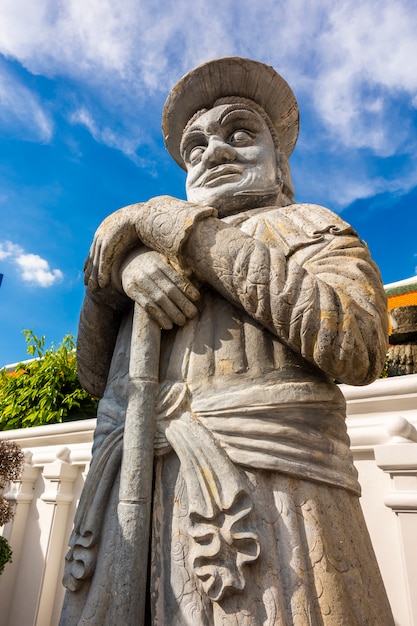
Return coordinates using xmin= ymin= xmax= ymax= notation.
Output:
xmin=203 ymin=165 xmax=244 ymax=186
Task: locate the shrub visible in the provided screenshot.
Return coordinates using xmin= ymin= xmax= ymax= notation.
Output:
xmin=0 ymin=331 xmax=98 ymax=430
xmin=0 ymin=440 xmax=24 ymax=574
xmin=0 ymin=536 xmax=13 ymax=575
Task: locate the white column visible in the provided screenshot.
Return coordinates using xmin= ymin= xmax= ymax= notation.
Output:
xmin=0 ymin=454 xmax=39 ymax=626
xmin=375 ymin=416 xmax=417 ymax=626
xmin=34 ymin=448 xmax=80 ymax=626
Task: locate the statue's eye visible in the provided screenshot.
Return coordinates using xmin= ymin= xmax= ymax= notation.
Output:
xmin=188 ymin=145 xmax=205 ymax=164
xmin=229 ymin=130 xmax=253 ymax=145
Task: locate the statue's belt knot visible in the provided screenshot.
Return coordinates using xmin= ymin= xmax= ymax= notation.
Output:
xmin=164 ymin=409 xmax=261 ymax=602
xmin=63 ymin=387 xmax=260 ymax=603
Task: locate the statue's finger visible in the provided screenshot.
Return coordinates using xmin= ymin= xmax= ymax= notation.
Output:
xmin=123 ymin=281 xmax=176 ymax=330
xmin=161 ymin=265 xmax=200 ymax=302
xmin=152 ymin=272 xmax=198 ymax=319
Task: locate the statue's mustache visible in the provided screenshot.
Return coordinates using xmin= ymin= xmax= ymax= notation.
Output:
xmin=233 ymin=183 xmax=281 ymax=198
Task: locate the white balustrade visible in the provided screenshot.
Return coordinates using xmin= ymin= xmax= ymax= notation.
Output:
xmin=1 ymin=377 xmax=416 ymax=626
xmin=0 ymin=420 xmax=94 ymax=626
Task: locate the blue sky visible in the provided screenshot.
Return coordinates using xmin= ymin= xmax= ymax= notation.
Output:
xmin=1 ymin=0 xmax=416 ymax=366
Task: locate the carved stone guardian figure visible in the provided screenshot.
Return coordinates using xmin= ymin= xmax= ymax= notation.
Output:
xmin=60 ymin=57 xmax=394 ymax=625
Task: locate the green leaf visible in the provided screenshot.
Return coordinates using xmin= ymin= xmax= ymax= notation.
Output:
xmin=0 ymin=331 xmax=98 ymax=430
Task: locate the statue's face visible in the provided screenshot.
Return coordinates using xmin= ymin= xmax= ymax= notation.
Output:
xmin=181 ymin=104 xmax=278 ymax=216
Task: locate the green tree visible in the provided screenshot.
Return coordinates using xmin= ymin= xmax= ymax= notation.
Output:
xmin=0 ymin=331 xmax=98 ymax=430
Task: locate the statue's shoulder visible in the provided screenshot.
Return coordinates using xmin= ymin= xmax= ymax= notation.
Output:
xmin=264 ymin=203 xmax=356 ymax=238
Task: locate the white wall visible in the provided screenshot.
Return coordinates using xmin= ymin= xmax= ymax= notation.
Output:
xmin=343 ymin=375 xmax=417 ymax=626
xmin=1 ymin=374 xmax=417 ymax=626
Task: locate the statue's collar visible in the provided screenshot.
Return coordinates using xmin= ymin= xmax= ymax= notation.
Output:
xmin=221 ymin=204 xmax=279 ymax=226
xmin=222 ymin=203 xmax=355 ymax=257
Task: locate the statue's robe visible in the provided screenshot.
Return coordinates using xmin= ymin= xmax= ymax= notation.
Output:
xmin=60 ymin=204 xmax=394 ymax=625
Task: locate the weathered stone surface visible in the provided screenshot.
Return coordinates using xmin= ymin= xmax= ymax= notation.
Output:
xmin=388 ymin=306 xmax=417 ymax=375
xmin=60 ymin=58 xmax=394 ymax=625
xmin=390 ymin=305 xmax=417 ymax=342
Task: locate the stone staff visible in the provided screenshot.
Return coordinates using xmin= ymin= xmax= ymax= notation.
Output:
xmin=110 ymin=303 xmax=160 ymax=624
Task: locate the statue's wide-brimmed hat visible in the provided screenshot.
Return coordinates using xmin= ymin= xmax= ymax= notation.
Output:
xmin=162 ymin=56 xmax=299 ymax=169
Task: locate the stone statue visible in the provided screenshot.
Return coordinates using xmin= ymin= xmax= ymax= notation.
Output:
xmin=60 ymin=57 xmax=394 ymax=625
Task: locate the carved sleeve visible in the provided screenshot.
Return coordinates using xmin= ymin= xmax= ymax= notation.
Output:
xmin=136 ymin=196 xmax=217 ymax=261
xmin=182 ymin=216 xmax=388 ymax=386
xmin=77 ymin=286 xmax=131 ymax=398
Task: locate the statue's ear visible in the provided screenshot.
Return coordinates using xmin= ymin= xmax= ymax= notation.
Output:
xmin=275 ymin=149 xmax=283 ymax=183
xmin=276 ymin=149 xmax=295 ymax=204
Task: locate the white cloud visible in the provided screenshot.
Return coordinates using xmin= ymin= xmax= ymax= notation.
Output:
xmin=0 ymin=241 xmax=63 ymax=287
xmin=0 ymin=60 xmax=53 ymax=142
xmin=0 ymin=241 xmax=21 ymax=260
xmin=0 ymin=0 xmax=416 ymax=147
xmin=69 ymin=107 xmax=145 ymax=164
xmin=0 ymin=0 xmax=134 ymax=78
xmin=1 ymin=0 xmax=417 ymax=206
xmin=308 ymin=1 xmax=417 ymax=155
xmin=15 ymin=254 xmax=63 ymax=287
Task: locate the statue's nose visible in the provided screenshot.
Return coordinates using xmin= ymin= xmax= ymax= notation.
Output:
xmin=202 ymin=137 xmax=235 ymax=166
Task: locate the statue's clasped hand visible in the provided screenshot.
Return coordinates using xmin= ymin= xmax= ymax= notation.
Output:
xmin=121 ymin=249 xmax=200 ymax=330
xmin=83 ymin=196 xmax=216 ymax=297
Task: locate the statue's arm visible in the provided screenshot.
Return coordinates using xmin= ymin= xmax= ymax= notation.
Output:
xmin=77 ymin=200 xmax=206 ymax=397
xmin=184 ymin=217 xmax=387 ymax=385
xmin=77 ymin=286 xmax=131 ymax=398
xmin=77 ymin=205 xmax=142 ymax=398
xmin=83 ymin=204 xmax=142 ymax=292
xmin=136 ymin=198 xmax=387 ymax=386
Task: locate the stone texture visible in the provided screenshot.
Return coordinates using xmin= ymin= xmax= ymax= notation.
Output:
xmin=388 ymin=305 xmax=417 ymax=375
xmin=60 ymin=58 xmax=394 ymax=625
